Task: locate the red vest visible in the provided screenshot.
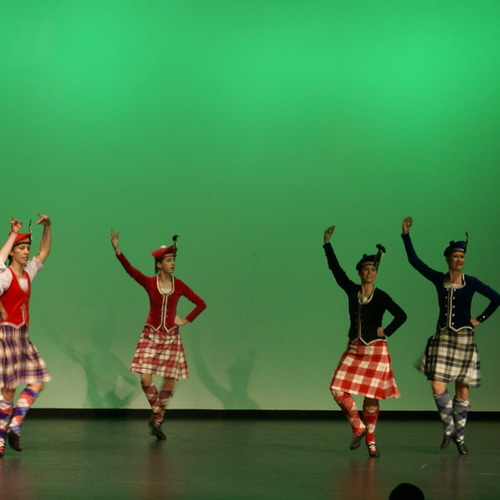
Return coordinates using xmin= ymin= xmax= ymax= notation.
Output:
xmin=0 ymin=268 xmax=31 ymax=327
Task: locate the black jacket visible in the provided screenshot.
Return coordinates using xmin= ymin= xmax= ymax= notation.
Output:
xmin=324 ymin=242 xmax=407 ymax=344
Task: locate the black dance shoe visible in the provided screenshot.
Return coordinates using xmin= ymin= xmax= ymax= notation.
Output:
xmin=440 ymin=433 xmax=454 ymax=449
xmin=453 ymin=437 xmax=468 ymax=455
xmin=349 ymin=428 xmax=367 ymax=450
xmin=367 ymin=442 xmax=380 ymax=458
xmin=6 ymin=430 xmax=23 ymax=452
xmin=149 ymin=420 xmax=167 ymax=441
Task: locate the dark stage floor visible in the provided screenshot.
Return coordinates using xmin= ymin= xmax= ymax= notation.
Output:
xmin=0 ymin=415 xmax=498 ymax=500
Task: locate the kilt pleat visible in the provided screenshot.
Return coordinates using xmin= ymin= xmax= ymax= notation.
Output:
xmin=418 ymin=328 xmax=480 ymax=386
xmin=0 ymin=325 xmax=51 ymax=390
xmin=130 ymin=326 xmax=189 ymax=380
xmin=330 ymin=339 xmax=400 ymax=400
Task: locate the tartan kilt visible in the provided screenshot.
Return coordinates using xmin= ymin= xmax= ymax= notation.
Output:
xmin=0 ymin=324 xmax=51 ymax=390
xmin=418 ymin=328 xmax=480 ymax=387
xmin=130 ymin=325 xmax=189 ymax=380
xmin=330 ymin=339 xmax=400 ymax=400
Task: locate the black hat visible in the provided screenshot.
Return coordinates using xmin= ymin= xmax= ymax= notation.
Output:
xmin=443 ymin=233 xmax=468 ymax=256
xmin=356 ymin=244 xmax=386 ymax=270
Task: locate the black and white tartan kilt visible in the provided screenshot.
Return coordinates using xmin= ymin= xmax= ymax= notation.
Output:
xmin=418 ymin=327 xmax=480 ymax=387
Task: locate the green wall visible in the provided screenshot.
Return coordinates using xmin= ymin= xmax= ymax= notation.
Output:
xmin=1 ymin=1 xmax=499 ymax=410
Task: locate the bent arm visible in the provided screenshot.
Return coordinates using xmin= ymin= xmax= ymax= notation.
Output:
xmin=473 ymin=278 xmax=500 ymax=324
xmin=182 ymin=284 xmax=207 ymax=323
xmin=383 ymin=297 xmax=408 ymax=337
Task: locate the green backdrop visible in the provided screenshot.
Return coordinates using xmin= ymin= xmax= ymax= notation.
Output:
xmin=1 ymin=1 xmax=499 ymax=410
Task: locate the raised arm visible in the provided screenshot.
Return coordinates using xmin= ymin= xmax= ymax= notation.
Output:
xmin=111 ymin=230 xmax=150 ymax=286
xmin=35 ymin=213 xmax=51 ymax=264
xmin=0 ymin=217 xmax=22 ymax=263
xmin=323 ymin=225 xmax=355 ymax=292
xmin=402 ymin=216 xmax=413 ymax=235
xmin=110 ymin=229 xmax=122 ymax=256
xmin=324 ymin=225 xmax=335 ymax=244
xmin=401 ymin=216 xmax=441 ymax=282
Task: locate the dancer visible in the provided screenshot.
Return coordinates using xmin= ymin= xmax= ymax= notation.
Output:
xmin=0 ymin=214 xmax=52 ymax=456
xmin=324 ymin=225 xmax=407 ymax=457
xmin=401 ymin=217 xmax=499 ymax=455
xmin=111 ymin=230 xmax=206 ymax=440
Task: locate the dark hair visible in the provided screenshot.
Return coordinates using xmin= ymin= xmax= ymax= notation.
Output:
xmin=154 ymin=254 xmax=175 ymax=275
xmin=154 ymin=257 xmax=163 ymax=275
xmin=389 ymin=482 xmax=424 ymax=500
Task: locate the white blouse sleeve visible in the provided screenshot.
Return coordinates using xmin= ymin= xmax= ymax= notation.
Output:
xmin=25 ymin=257 xmax=44 ymax=281
xmin=0 ymin=264 xmax=12 ymax=294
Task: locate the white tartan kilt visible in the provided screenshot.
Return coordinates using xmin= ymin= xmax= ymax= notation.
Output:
xmin=418 ymin=328 xmax=480 ymax=387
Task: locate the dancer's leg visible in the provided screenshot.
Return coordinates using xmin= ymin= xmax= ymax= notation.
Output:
xmin=431 ymin=381 xmax=455 ymax=449
xmin=0 ymin=400 xmax=14 ymax=457
xmin=7 ymin=383 xmax=43 ymax=452
xmin=331 ymin=390 xmax=366 ymax=449
xmin=158 ymin=377 xmax=176 ymax=423
xmin=362 ymin=398 xmax=380 ymax=457
xmin=452 ymin=381 xmax=469 ymax=455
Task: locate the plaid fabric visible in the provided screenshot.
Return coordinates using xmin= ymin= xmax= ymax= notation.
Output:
xmin=0 ymin=325 xmax=51 ymax=390
xmin=418 ymin=328 xmax=480 ymax=387
xmin=131 ymin=326 xmax=189 ymax=380
xmin=330 ymin=339 xmax=400 ymax=400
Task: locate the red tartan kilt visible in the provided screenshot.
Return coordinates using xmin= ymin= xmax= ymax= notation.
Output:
xmin=330 ymin=339 xmax=400 ymax=400
xmin=130 ymin=326 xmax=189 ymax=380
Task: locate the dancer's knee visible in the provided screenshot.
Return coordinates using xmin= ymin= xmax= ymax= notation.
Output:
xmin=28 ymin=383 xmax=44 ymax=394
xmin=140 ymin=373 xmax=152 ymax=386
xmin=431 ymin=380 xmax=446 ymax=395
xmin=362 ymin=398 xmax=379 ymax=412
xmin=1 ymin=388 xmax=16 ymax=402
xmin=331 ymin=389 xmax=344 ymax=401
xmin=455 ymin=381 xmax=469 ymax=402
